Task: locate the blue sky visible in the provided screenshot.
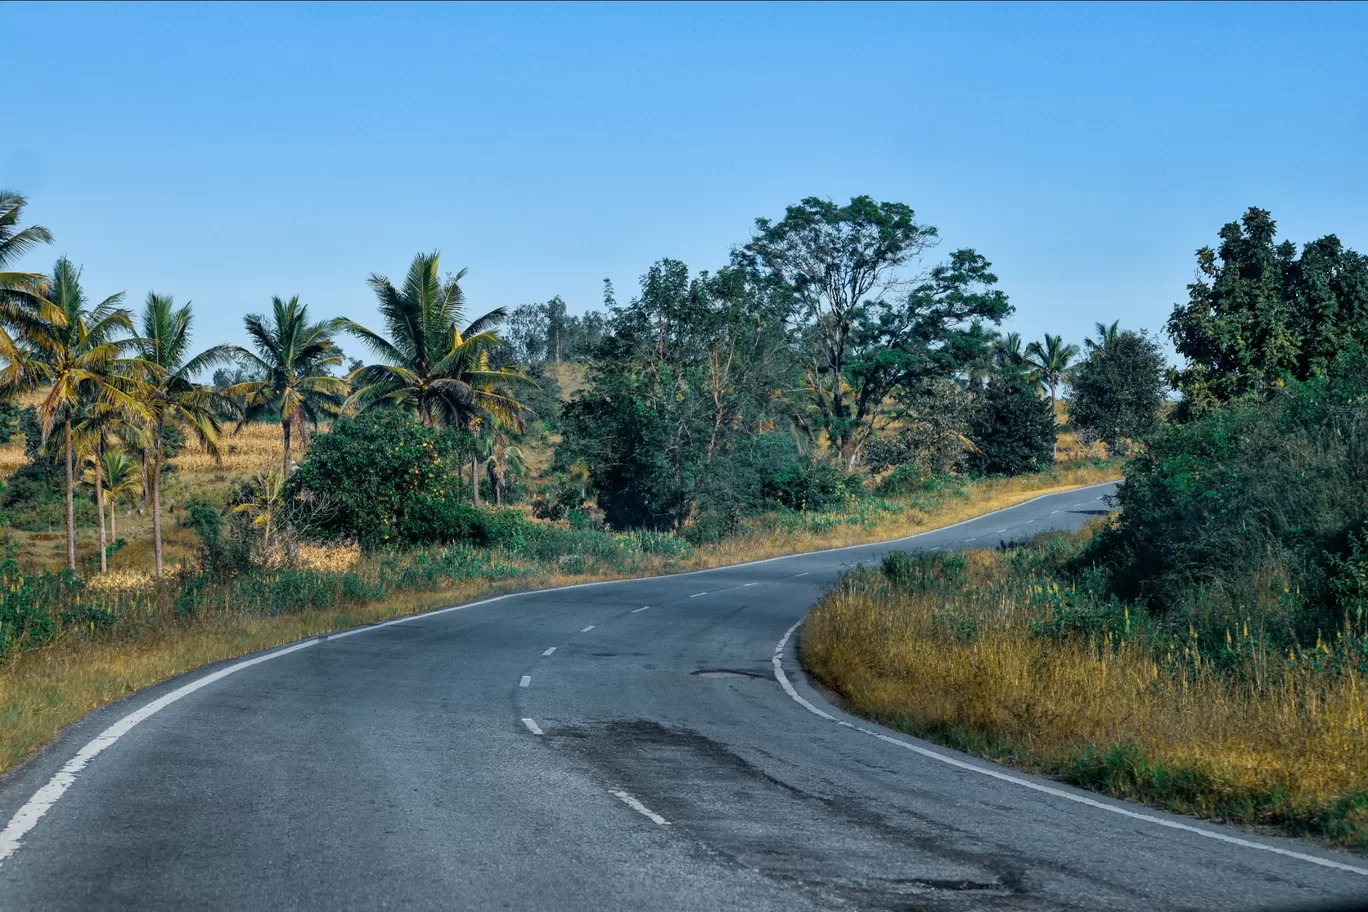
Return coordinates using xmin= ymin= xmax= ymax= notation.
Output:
xmin=4 ymin=1 xmax=1366 ymax=362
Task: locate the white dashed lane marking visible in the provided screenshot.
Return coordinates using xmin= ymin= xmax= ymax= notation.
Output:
xmin=542 ymin=647 xmax=556 ymax=656
xmin=581 ymin=625 xmax=595 ymax=632
xmin=519 ymin=676 xmax=531 ymax=688
xmin=631 ymin=606 xmax=650 ymax=614
xmin=521 ymin=718 xmax=543 ymax=735
xmin=610 ymin=790 xmax=670 ymax=826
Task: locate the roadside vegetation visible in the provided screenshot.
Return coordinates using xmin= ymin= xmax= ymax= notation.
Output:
xmin=805 ymin=209 xmax=1368 ymax=853
xmin=0 ymin=188 xmax=1123 ymax=772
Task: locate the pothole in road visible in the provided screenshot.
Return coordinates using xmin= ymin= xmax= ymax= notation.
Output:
xmin=691 ymin=668 xmax=765 ymax=679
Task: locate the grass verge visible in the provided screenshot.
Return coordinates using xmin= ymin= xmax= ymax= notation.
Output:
xmin=801 ymin=536 xmax=1368 ymax=854
xmin=0 ymin=462 xmax=1116 ymax=777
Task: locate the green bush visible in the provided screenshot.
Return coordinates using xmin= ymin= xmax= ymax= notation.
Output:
xmin=967 ymin=375 xmax=1055 ymax=476
xmin=1092 ymin=348 xmax=1368 ymax=644
xmin=287 ymin=410 xmax=475 ymax=549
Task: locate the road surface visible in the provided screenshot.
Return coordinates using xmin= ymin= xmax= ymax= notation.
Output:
xmin=1 ymin=482 xmax=1365 ymax=910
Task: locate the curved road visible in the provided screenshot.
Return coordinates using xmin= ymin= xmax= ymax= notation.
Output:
xmin=1 ymin=483 xmax=1365 ymax=911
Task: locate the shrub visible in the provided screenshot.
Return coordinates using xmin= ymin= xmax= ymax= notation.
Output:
xmin=967 ymin=375 xmax=1055 ymax=476
xmin=287 ymin=410 xmax=475 ymax=549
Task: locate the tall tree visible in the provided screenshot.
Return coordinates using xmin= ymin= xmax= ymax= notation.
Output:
xmin=1025 ymin=333 xmax=1079 ymax=457
xmin=1167 ymin=207 xmax=1368 ymax=413
xmin=738 ymin=196 xmax=938 ymax=459
xmin=1085 ymin=320 xmax=1121 ymax=353
xmin=226 ymin=296 xmax=347 ymax=472
xmin=137 ymin=293 xmax=235 ymax=576
xmin=0 ymin=190 xmax=57 ymax=389
xmin=29 ymin=259 xmax=147 ymax=569
xmin=85 ymin=446 xmax=140 ymax=560
xmin=339 ymin=252 xmax=532 ymax=432
xmin=1069 ymin=329 xmax=1166 ymax=454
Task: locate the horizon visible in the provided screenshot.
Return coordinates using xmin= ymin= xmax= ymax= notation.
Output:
xmin=4 ymin=1 xmax=1366 ymax=364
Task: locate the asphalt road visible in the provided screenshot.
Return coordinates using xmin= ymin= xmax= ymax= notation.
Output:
xmin=2 ymin=481 xmax=1366 ymax=911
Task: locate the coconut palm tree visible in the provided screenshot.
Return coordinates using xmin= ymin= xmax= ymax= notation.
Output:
xmin=338 ymin=252 xmax=535 ymax=505
xmin=0 ymin=191 xmax=58 ymax=388
xmin=136 ymin=293 xmax=235 ymax=576
xmin=483 ymin=428 xmax=527 ymax=506
xmin=1025 ymin=333 xmax=1080 ymax=459
xmin=28 ymin=258 xmax=149 ymax=569
xmin=225 ymin=296 xmax=347 ymax=473
xmin=1085 ymin=320 xmax=1121 ymax=353
xmin=86 ymin=446 xmax=141 ymax=560
xmin=232 ymin=468 xmax=287 ymax=555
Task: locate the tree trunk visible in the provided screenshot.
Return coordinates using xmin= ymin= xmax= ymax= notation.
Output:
xmin=152 ymin=421 xmax=164 ymax=577
xmin=472 ymin=454 xmax=481 ymax=507
xmin=110 ymin=493 xmax=116 ymax=546
xmin=282 ymin=417 xmax=292 ymax=474
xmin=64 ymin=418 xmax=76 ymax=571
xmin=95 ymin=449 xmax=107 ymax=574
xmin=1049 ymin=381 xmax=1059 ymax=460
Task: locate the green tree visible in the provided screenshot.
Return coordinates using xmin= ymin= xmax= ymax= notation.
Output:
xmin=86 ymin=447 xmax=140 ymax=551
xmin=0 ymin=190 xmax=57 ymax=389
xmin=560 ymin=260 xmax=796 ymax=530
xmin=136 ymin=293 xmax=235 ymax=576
xmin=1069 ymin=329 xmax=1167 ymax=454
xmin=1025 ymin=333 xmax=1079 ymax=457
xmin=967 ymin=373 xmax=1055 ymax=476
xmin=738 ymin=195 xmax=939 ymax=460
xmin=1085 ymin=320 xmax=1121 ymax=353
xmin=226 ymin=296 xmax=347 ymax=472
xmin=339 ymin=252 xmax=532 ymax=432
xmin=27 ymin=258 xmax=147 ymax=569
xmin=1167 ymin=207 xmax=1368 ymax=414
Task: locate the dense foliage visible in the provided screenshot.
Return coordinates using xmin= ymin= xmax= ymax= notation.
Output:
xmin=966 ymin=373 xmax=1055 ymax=476
xmin=1167 ymin=207 xmax=1368 ymax=414
xmin=1068 ymin=330 xmax=1166 ymax=452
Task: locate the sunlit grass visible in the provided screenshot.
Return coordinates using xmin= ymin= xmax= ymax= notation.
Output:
xmin=802 ymin=541 xmax=1368 ymax=852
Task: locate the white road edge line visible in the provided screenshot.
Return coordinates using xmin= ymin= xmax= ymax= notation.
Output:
xmin=770 ymin=620 xmax=1368 ymax=879
xmin=631 ymin=606 xmax=650 ymax=613
xmin=0 ymin=482 xmax=1117 ymax=869
xmin=519 ymin=676 xmax=532 ymax=688
xmin=581 ymin=625 xmax=596 ymax=632
xmin=610 ymin=790 xmax=670 ymax=826
xmin=0 ymin=639 xmax=320 ymax=866
xmin=521 ymin=718 xmax=544 ymax=735
xmin=542 ymin=647 xmax=557 ymax=656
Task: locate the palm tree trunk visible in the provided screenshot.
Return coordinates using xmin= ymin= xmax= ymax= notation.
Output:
xmin=64 ymin=418 xmax=76 ymax=571
xmin=95 ymin=450 xmax=108 ymax=574
xmin=282 ymin=417 xmax=292 ymax=474
xmin=109 ymin=492 xmax=117 ymax=547
xmin=152 ymin=420 xmax=164 ymax=577
xmin=1050 ymin=380 xmax=1058 ymax=460
xmin=472 ymin=454 xmax=481 ymax=507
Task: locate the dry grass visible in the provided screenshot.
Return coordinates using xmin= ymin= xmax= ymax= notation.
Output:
xmin=802 ymin=547 xmax=1368 ymax=851
xmin=0 ymin=465 xmax=1116 ymax=776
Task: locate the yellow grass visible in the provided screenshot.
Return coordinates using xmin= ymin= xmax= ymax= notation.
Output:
xmin=0 ymin=464 xmax=1117 ymax=776
xmin=802 ymin=549 xmax=1368 ymax=849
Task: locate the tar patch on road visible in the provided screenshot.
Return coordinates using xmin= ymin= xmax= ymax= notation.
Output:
xmin=549 ymin=720 xmax=1067 ymax=910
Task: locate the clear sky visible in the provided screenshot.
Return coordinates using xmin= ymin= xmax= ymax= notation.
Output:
xmin=4 ymin=1 xmax=1365 ymax=363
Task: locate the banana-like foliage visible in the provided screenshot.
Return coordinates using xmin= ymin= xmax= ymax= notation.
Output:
xmin=337 ymin=251 xmax=535 ymax=432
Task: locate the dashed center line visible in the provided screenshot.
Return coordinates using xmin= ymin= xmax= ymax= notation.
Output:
xmin=581 ymin=625 xmax=596 ymax=632
xmin=1051 ymin=510 xmax=1060 ymax=515
xmin=631 ymin=606 xmax=650 ymax=613
xmin=793 ymin=572 xmax=809 ymax=578
xmin=743 ymin=582 xmax=759 ymax=588
xmin=1024 ymin=519 xmax=1036 ymax=524
xmin=610 ymin=790 xmax=670 ymax=826
xmin=542 ymin=647 xmax=556 ymax=656
xmin=519 ymin=676 xmax=531 ymax=688
xmin=521 ymin=718 xmax=543 ymax=735
xmin=689 ymin=592 xmax=707 ymax=598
